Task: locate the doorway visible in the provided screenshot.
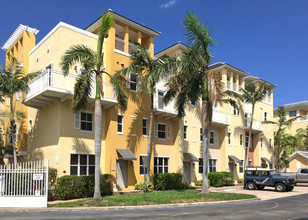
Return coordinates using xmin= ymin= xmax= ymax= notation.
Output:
xmin=116 ymin=160 xmax=128 ymax=188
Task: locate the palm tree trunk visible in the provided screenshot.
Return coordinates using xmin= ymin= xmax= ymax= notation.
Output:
xmin=146 ymin=94 xmax=154 ymax=182
xmin=93 ymin=79 xmax=102 ymax=201
xmin=201 ymin=102 xmax=210 ymax=194
xmin=246 ymin=106 xmax=254 ymax=168
xmin=10 ymin=94 xmax=17 ymax=166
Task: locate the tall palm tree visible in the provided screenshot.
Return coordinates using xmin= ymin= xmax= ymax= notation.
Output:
xmin=116 ymin=42 xmax=173 ymax=182
xmin=241 ymin=80 xmax=267 ymax=168
xmin=0 ymin=56 xmax=38 ymax=165
xmin=263 ymin=106 xmax=299 ymax=169
xmin=60 ymin=11 xmax=127 ymax=201
xmin=164 ymin=12 xmax=240 ymax=194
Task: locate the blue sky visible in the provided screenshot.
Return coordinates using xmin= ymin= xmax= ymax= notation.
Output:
xmin=0 ymin=0 xmax=307 ymax=108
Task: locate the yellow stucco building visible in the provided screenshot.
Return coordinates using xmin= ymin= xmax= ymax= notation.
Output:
xmin=1 ymin=10 xmax=277 ymax=189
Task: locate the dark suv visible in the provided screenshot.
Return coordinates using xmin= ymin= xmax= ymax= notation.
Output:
xmin=244 ymin=168 xmax=295 ymax=192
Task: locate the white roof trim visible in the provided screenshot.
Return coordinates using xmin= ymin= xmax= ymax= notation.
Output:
xmin=1 ymin=24 xmax=39 ymax=51
xmin=287 ymin=151 xmax=308 ymax=161
xmin=29 ymin=22 xmax=99 ymax=56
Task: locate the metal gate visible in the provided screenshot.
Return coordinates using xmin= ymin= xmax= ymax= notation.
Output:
xmin=0 ymin=160 xmax=49 ymax=207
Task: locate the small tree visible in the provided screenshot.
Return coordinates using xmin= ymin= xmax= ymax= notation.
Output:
xmin=60 ymin=11 xmax=127 ymax=201
xmin=263 ymin=106 xmax=298 ymax=169
xmin=0 ymin=56 xmax=38 ymax=165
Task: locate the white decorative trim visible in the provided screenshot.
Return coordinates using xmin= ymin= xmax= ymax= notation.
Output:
xmin=2 ymin=25 xmax=39 ymax=51
xmin=114 ymin=49 xmax=130 ymax=57
xmin=29 ymin=22 xmax=100 ymax=55
xmin=131 ymin=115 xmax=136 ymax=118
xmin=130 ymin=134 xmax=136 ymax=136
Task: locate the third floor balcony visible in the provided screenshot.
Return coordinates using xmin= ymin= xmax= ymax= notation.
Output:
xmin=245 ymin=117 xmax=263 ymax=132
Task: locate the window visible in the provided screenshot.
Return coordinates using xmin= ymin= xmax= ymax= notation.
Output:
xmin=261 ymin=171 xmax=269 ymax=176
xmin=264 ymin=112 xmax=268 ymax=121
xmin=245 ymin=136 xmax=251 ymax=148
xmin=228 ymin=132 xmax=231 ymax=145
xmin=301 ymin=169 xmax=308 ymax=174
xmin=184 ymin=125 xmax=188 ymax=140
xmin=190 ymin=99 xmax=197 ymax=106
xmin=158 ymin=91 xmax=164 ymax=109
xmin=199 ymin=158 xmax=203 ymax=173
xmin=200 ymin=128 xmax=203 ymax=142
xmin=142 ymin=119 xmax=147 ymax=136
xmin=154 ymin=157 xmax=168 ymax=174
xmin=239 ymin=160 xmax=244 ymax=173
xmin=240 ymin=134 xmax=243 ymax=146
xmin=80 ymin=112 xmax=93 ymax=132
xmin=129 ymin=73 xmax=137 ymax=91
xmin=260 ymin=138 xmax=263 ymax=148
xmin=118 ymin=115 xmax=123 ymax=133
xmin=209 ymin=159 xmax=216 ymax=172
xmin=269 ymin=138 xmax=272 ymax=149
xmin=248 ymin=161 xmax=252 ymax=168
xmin=70 ymin=154 xmax=95 ymax=176
xmin=155 ymin=123 xmax=170 ymax=139
xmin=289 ymin=110 xmax=296 ymax=117
xmin=140 ymin=156 xmax=147 ymax=175
xmin=231 ymin=105 xmax=238 ymax=116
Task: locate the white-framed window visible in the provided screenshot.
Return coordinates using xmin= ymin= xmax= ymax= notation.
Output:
xmin=139 ymin=155 xmax=147 ymax=175
xmin=74 ymin=112 xmax=93 ymax=132
xmin=118 ymin=115 xmax=123 ymax=134
xmin=200 ymin=128 xmax=203 ymax=142
xmin=184 ymin=125 xmax=188 ymax=140
xmin=239 ymin=160 xmax=244 ymax=173
xmin=228 ymin=132 xmax=231 ymax=145
xmin=154 ymin=123 xmax=170 ymax=140
xmin=70 ymin=154 xmax=95 ymax=176
xmin=190 ymin=99 xmax=198 ymax=106
xmin=199 ymin=158 xmax=203 ymax=173
xmin=209 ymin=159 xmax=216 ymax=172
xmin=154 ymin=157 xmax=169 ymax=174
xmin=260 ymin=137 xmax=263 ymax=148
xmin=209 ymin=131 xmax=217 ymax=144
xmin=231 ymin=105 xmax=238 ymax=116
xmin=126 ymin=72 xmax=142 ymax=92
xmin=240 ymin=134 xmax=243 ymax=146
xmin=263 ymin=112 xmax=268 ymax=121
xmin=289 ymin=110 xmax=296 ymax=117
xmin=245 ymin=136 xmax=252 ymax=148
xmin=269 ymin=138 xmax=272 ymax=149
xmin=157 ymin=90 xmax=165 ymax=109
xmin=142 ymin=118 xmax=147 ymax=136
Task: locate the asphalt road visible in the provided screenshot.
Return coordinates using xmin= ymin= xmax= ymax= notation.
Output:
xmin=1 ymin=193 xmax=308 ymax=220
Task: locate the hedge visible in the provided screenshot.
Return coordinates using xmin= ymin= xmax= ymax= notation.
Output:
xmin=154 ymin=173 xmax=188 ymax=190
xmin=55 ymin=174 xmax=113 ymax=200
xmin=135 ymin=182 xmax=154 ymax=192
xmin=194 ymin=172 xmax=234 ymax=187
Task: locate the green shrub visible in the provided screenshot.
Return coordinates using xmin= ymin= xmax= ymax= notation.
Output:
xmin=208 ymin=172 xmax=234 ymax=187
xmin=154 ymin=173 xmax=187 ymax=190
xmin=237 ymin=178 xmax=244 ymax=183
xmin=134 ymin=182 xmax=154 ymax=192
xmin=194 ymin=180 xmax=202 ymax=186
xmin=48 ymin=168 xmax=57 ymax=201
xmin=56 ymin=174 xmax=113 ymax=200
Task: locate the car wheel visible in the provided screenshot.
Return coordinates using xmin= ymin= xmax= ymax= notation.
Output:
xmin=247 ymin=182 xmax=256 ymax=190
xmin=286 ymin=186 xmax=294 ymax=191
xmin=256 ymin=185 xmax=265 ymax=190
xmin=275 ymin=183 xmax=286 ymax=192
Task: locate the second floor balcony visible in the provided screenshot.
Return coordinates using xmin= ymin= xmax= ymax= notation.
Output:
xmin=23 ymin=69 xmax=117 ymax=109
xmin=212 ymin=109 xmax=230 ymax=127
xmin=245 ymin=117 xmax=263 ymax=132
xmin=153 ymin=90 xmax=177 ymax=119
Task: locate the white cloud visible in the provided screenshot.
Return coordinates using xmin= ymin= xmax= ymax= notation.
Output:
xmin=160 ymin=0 xmax=177 ymax=9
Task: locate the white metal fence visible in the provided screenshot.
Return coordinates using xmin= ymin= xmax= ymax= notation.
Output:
xmin=0 ymin=160 xmax=49 ymax=208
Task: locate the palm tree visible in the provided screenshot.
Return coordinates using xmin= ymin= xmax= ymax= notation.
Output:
xmin=241 ymin=80 xmax=267 ymax=169
xmin=164 ymin=12 xmax=240 ymax=194
xmin=60 ymin=11 xmax=127 ymax=201
xmin=116 ymin=42 xmax=173 ymax=182
xmin=263 ymin=106 xmax=298 ymax=169
xmin=0 ymin=56 xmax=38 ymax=165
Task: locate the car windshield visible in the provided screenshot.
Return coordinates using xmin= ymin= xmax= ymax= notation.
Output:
xmin=270 ymin=170 xmax=279 ymax=175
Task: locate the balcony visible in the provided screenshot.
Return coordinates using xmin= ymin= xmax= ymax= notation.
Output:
xmin=245 ymin=118 xmax=263 ymax=132
xmin=299 ymin=115 xmax=308 ymax=121
xmin=212 ymin=109 xmax=230 ymax=127
xmin=153 ymin=91 xmax=177 ymax=119
xmin=23 ymin=69 xmax=117 ymax=109
xmin=115 ymin=37 xmax=125 ymax=52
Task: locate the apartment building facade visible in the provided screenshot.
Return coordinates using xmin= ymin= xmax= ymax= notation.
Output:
xmin=274 ymin=101 xmax=308 ymax=172
xmin=1 ymin=10 xmax=276 ymax=190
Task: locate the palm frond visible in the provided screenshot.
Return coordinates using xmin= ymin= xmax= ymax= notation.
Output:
xmin=110 ymin=74 xmax=127 ymax=112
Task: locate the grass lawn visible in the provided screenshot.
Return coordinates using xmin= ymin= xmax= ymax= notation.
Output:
xmin=48 ymin=190 xmax=256 ymax=208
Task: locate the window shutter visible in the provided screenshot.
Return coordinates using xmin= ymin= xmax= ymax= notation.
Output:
xmin=74 ymin=112 xmax=80 ymax=129
xmin=167 ymin=125 xmax=170 ymax=139
xmin=214 ymin=132 xmax=218 ymax=144
xmin=126 ymin=73 xmax=130 ymax=88
xmin=138 ymin=76 xmax=142 ymax=92
xmin=154 ymin=124 xmax=158 ymax=138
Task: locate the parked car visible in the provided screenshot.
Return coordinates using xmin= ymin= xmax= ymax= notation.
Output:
xmin=280 ymin=168 xmax=308 ymax=184
xmin=244 ymin=168 xmax=295 ymax=192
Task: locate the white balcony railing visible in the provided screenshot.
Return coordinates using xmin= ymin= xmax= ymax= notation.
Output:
xmin=115 ymin=37 xmax=125 ymax=52
xmin=129 ymin=42 xmax=136 ymax=54
xmin=24 ymin=69 xmax=116 ymax=101
xmin=227 ymin=81 xmax=231 ymax=90
xmin=212 ymin=109 xmax=230 ymax=125
xmin=233 ymin=83 xmax=237 ymax=92
xmin=245 ymin=118 xmax=263 ymax=131
xmin=300 ymin=115 xmax=308 ymax=121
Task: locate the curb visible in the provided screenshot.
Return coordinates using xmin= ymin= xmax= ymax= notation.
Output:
xmin=0 ymin=198 xmax=260 ymax=213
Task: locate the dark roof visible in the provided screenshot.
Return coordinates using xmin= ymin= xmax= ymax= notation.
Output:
xmin=261 ymin=157 xmax=273 ymax=164
xmin=229 ymin=155 xmax=241 ymax=163
xmin=116 ymin=149 xmax=137 ymax=160
xmin=183 ymin=153 xmax=199 ymax=162
xmin=274 ymin=101 xmax=308 ymax=112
